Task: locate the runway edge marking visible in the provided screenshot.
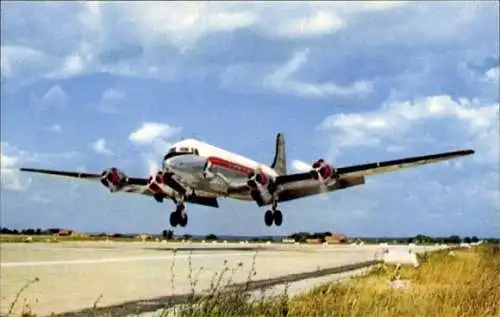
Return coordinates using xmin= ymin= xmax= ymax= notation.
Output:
xmin=0 ymin=252 xmax=253 ymax=268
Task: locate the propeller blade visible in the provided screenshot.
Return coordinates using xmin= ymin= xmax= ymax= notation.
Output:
xmin=147 ymin=159 xmax=159 ymax=176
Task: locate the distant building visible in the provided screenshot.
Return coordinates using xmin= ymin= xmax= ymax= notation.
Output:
xmin=282 ymin=238 xmax=295 ymax=244
xmin=306 ymin=238 xmax=322 ymax=244
xmin=99 ymin=232 xmax=115 ymax=237
xmin=325 ymin=233 xmax=348 ymax=244
xmin=54 ymin=229 xmax=73 ymax=236
xmin=136 ymin=234 xmax=150 ymax=241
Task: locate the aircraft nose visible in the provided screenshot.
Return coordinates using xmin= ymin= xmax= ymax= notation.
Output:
xmin=164 ymin=155 xmax=206 ymax=174
xmin=164 ymin=156 xmax=188 ymax=172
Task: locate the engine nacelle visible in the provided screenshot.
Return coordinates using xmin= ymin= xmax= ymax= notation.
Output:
xmin=100 ymin=167 xmax=127 ymax=192
xmin=148 ymin=170 xmax=177 ymax=195
xmin=247 ymin=170 xmax=269 ymax=188
xmin=247 ymin=169 xmax=274 ymax=205
xmin=310 ymin=159 xmax=338 ymax=183
xmin=147 ymin=170 xmax=192 ymax=203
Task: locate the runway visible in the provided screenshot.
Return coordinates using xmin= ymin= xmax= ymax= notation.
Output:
xmin=0 ymin=241 xmax=439 ymax=316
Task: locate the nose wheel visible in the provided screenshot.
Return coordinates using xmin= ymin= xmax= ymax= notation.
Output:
xmin=264 ymin=207 xmax=283 ymax=227
xmin=169 ymin=203 xmax=188 ymax=227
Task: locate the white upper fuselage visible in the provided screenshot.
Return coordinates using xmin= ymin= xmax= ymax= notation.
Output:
xmin=162 ymin=138 xmax=278 ymax=199
xmin=168 ymin=139 xmax=278 ymax=177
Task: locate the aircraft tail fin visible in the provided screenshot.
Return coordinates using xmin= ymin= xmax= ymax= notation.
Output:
xmin=270 ymin=133 xmax=287 ymax=175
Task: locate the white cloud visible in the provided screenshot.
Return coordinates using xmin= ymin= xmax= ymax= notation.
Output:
xmin=90 ymin=138 xmax=114 ymax=156
xmin=385 ymin=145 xmax=406 ymax=153
xmin=269 ymin=10 xmax=345 ymax=38
xmin=1 ymin=1 xmax=414 ymax=83
xmin=1 ymin=142 xmax=79 ymax=191
xmin=47 ymin=41 xmax=95 ymax=79
xmin=103 ymin=3 xmax=258 ymax=52
xmin=129 ymin=122 xmax=182 ymax=174
xmin=98 ymin=88 xmax=126 ymax=113
xmin=129 ymin=122 xmax=181 ymax=145
xmin=1 ymin=143 xmax=31 ymax=191
xmin=319 ymin=95 xmax=499 ymax=163
xmin=262 ymin=49 xmax=373 ymax=98
xmin=483 ymin=66 xmax=499 ymax=85
xmin=48 ymin=124 xmax=62 ymax=133
xmin=346 ymin=1 xmax=409 ymax=12
xmin=38 ymin=85 xmax=70 ymax=110
xmin=0 ymin=45 xmax=47 ymax=78
xmin=291 ymin=159 xmax=312 ymax=172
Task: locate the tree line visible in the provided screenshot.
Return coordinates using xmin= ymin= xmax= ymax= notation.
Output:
xmin=409 ymin=234 xmax=480 ymax=244
xmin=161 ymin=230 xmax=218 ymax=241
xmin=1 ymin=227 xmax=61 ymax=235
xmin=3 ymin=227 xmax=496 ymax=244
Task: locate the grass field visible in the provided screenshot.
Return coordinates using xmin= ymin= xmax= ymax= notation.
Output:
xmin=0 ymin=234 xmax=130 ymax=243
xmin=166 ymin=244 xmax=500 ymax=317
xmin=282 ymin=244 xmax=500 ymax=317
xmin=7 ymin=244 xmax=499 ymax=317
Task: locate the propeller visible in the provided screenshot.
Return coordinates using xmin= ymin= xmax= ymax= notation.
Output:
xmin=148 ymin=158 xmax=160 ymax=176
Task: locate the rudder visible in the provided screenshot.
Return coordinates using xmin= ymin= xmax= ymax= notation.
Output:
xmin=270 ymin=133 xmax=287 ymax=175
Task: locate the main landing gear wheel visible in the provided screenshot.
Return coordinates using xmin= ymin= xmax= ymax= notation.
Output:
xmin=274 ymin=210 xmax=283 ymax=226
xmin=264 ymin=209 xmax=283 ymax=227
xmin=264 ymin=210 xmax=273 ymax=226
xmin=169 ymin=204 xmax=188 ymax=227
xmin=169 ymin=212 xmax=178 ymax=227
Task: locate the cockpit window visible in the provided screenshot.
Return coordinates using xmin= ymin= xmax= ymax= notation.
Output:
xmin=163 ymin=146 xmax=199 ymax=161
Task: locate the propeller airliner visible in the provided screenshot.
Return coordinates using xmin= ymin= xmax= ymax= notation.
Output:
xmin=19 ymin=133 xmax=474 ymax=228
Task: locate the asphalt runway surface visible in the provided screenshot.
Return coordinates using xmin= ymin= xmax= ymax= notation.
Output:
xmin=0 ymin=241 xmax=439 ymax=316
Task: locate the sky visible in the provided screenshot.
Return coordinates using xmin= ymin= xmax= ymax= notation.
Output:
xmin=1 ymin=1 xmax=499 ymax=237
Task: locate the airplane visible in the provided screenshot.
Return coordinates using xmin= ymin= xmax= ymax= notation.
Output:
xmin=19 ymin=133 xmax=474 ymax=228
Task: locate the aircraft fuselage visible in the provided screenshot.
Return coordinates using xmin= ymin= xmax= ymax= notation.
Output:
xmin=163 ymin=139 xmax=279 ymax=201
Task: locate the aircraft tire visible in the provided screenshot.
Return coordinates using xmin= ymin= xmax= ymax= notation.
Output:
xmin=169 ymin=212 xmax=178 ymax=227
xmin=273 ymin=210 xmax=283 ymax=226
xmin=264 ymin=210 xmax=274 ymax=226
xmin=178 ymin=212 xmax=188 ymax=227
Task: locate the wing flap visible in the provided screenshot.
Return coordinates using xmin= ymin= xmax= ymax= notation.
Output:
xmin=277 ymin=176 xmax=365 ymax=203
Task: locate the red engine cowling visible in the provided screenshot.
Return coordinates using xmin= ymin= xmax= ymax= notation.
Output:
xmin=100 ymin=167 xmax=127 ymax=192
xmin=247 ymin=169 xmax=274 ymax=205
xmin=311 ymin=159 xmax=337 ymax=182
xmin=147 ymin=171 xmax=171 ymax=195
xmin=247 ymin=170 xmax=269 ymax=189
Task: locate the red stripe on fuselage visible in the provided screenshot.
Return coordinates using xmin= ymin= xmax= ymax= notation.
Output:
xmin=207 ymin=156 xmax=254 ymax=175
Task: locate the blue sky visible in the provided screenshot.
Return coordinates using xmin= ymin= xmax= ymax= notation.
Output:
xmin=1 ymin=1 xmax=498 ymax=237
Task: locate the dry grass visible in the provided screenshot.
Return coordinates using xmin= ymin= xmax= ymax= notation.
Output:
xmin=172 ymin=244 xmax=500 ymax=317
xmin=5 ymin=244 xmax=500 ymax=317
xmin=287 ymin=245 xmax=500 ymax=317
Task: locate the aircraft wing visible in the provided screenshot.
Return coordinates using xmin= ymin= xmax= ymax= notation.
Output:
xmin=276 ymin=176 xmax=366 ymax=203
xmin=333 ymin=149 xmax=475 ymax=178
xmin=273 ymin=148 xmax=474 ymax=203
xmin=18 ymin=167 xmax=219 ymax=208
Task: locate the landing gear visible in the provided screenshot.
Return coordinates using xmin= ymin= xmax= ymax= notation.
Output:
xmin=264 ymin=202 xmax=283 ymax=227
xmin=264 ymin=210 xmax=273 ymax=226
xmin=169 ymin=203 xmax=188 ymax=227
xmin=274 ymin=209 xmax=283 ymax=226
xmin=153 ymin=193 xmax=164 ymax=203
